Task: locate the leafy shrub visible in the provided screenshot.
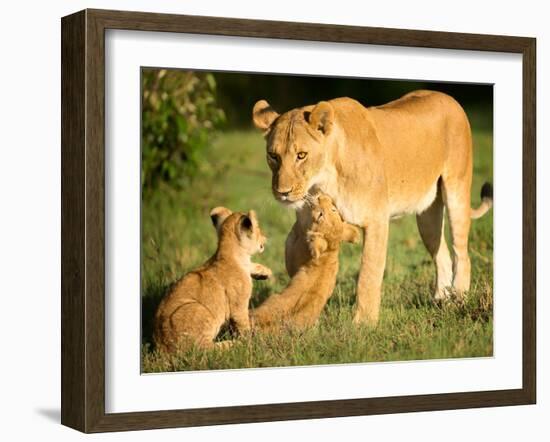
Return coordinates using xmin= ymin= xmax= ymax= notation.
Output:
xmin=141 ymin=69 xmax=225 ymax=193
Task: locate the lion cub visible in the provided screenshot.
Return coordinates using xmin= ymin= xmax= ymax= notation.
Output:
xmin=251 ymin=194 xmax=361 ymax=331
xmin=154 ymin=207 xmax=271 ymax=353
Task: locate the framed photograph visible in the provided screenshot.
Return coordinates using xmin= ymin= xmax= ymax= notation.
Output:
xmin=61 ymin=9 xmax=536 ymax=433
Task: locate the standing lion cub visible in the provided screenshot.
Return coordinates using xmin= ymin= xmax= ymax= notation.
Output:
xmin=251 ymin=194 xmax=361 ymax=331
xmin=154 ymin=207 xmax=271 ymax=353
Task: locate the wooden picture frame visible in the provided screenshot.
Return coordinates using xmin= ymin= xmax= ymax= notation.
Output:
xmin=61 ymin=8 xmax=536 ymax=433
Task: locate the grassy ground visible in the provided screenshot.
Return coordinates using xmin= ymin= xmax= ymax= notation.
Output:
xmin=141 ymin=125 xmax=493 ymax=373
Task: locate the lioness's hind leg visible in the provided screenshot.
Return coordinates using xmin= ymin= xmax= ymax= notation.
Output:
xmin=442 ymin=177 xmax=472 ymax=297
xmin=416 ymin=183 xmax=453 ymax=300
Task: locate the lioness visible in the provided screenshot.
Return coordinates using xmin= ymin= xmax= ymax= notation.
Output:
xmin=253 ymin=90 xmax=493 ymax=325
xmin=153 ymin=207 xmax=271 ymax=352
xmin=251 ymin=194 xmax=361 ymax=331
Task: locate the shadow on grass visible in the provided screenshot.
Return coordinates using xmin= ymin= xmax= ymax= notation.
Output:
xmin=401 ymin=282 xmax=434 ymax=309
xmin=327 ymin=273 xmax=436 ymax=311
xmin=250 ymin=281 xmax=275 ymax=308
xmin=141 ymin=282 xmax=170 ymax=346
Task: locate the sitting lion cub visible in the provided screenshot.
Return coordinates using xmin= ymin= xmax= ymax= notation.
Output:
xmin=251 ymin=194 xmax=361 ymax=331
xmin=154 ymin=207 xmax=271 ymax=353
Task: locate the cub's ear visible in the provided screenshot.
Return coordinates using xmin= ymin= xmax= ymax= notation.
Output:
xmin=252 ymin=100 xmax=279 ymax=131
xmin=342 ymin=223 xmax=362 ymax=244
xmin=309 ymin=101 xmax=334 ymax=135
xmin=317 ymin=193 xmax=333 ymax=206
xmin=210 ymin=206 xmax=232 ymax=233
xmin=247 ymin=210 xmax=258 ymax=225
xmin=239 ymin=214 xmax=253 ymax=235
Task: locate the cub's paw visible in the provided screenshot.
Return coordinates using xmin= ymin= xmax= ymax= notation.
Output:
xmin=251 ymin=263 xmax=273 ymax=280
xmin=215 ymin=340 xmax=235 ymax=350
xmin=306 ymin=231 xmax=328 ymax=260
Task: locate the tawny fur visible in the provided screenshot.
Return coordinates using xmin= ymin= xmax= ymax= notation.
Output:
xmin=251 ymin=194 xmax=361 ymax=331
xmin=253 ymin=90 xmax=493 ymax=325
xmin=153 ymin=208 xmax=271 ymax=353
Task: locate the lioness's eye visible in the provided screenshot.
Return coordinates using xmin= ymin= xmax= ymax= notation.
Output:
xmin=297 ymin=152 xmax=307 ymax=160
xmin=267 ymin=152 xmax=278 ymax=161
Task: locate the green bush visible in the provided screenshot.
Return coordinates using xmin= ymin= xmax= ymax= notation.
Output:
xmin=141 ymin=69 xmax=225 ymax=193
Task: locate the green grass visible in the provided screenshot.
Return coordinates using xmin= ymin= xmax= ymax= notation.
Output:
xmin=141 ymin=128 xmax=493 ymax=373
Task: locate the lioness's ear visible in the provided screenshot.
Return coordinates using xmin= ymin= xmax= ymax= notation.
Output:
xmin=342 ymin=223 xmax=362 ymax=244
xmin=210 ymin=206 xmax=232 ymax=232
xmin=309 ymin=101 xmax=334 ymax=135
xmin=252 ymin=99 xmax=279 ymax=131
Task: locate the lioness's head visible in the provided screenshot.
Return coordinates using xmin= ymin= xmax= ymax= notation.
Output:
xmin=252 ymin=99 xmax=334 ymax=208
xmin=306 ymin=194 xmax=361 ymax=259
xmin=210 ymin=207 xmax=267 ymax=255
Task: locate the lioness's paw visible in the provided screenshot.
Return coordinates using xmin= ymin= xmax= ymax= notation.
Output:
xmin=352 ymin=309 xmax=379 ymax=328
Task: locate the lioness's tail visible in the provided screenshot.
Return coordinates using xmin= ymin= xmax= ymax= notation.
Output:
xmin=471 ymin=182 xmax=493 ymax=220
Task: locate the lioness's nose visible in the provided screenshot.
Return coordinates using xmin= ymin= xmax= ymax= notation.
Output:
xmin=275 ymin=187 xmax=293 ymax=197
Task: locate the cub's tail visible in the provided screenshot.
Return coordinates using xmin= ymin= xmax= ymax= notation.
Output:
xmin=471 ymin=182 xmax=493 ymax=220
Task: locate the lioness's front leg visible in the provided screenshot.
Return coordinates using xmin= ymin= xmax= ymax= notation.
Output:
xmin=354 ymin=219 xmax=389 ymax=325
xmin=285 ymin=215 xmax=310 ymax=277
